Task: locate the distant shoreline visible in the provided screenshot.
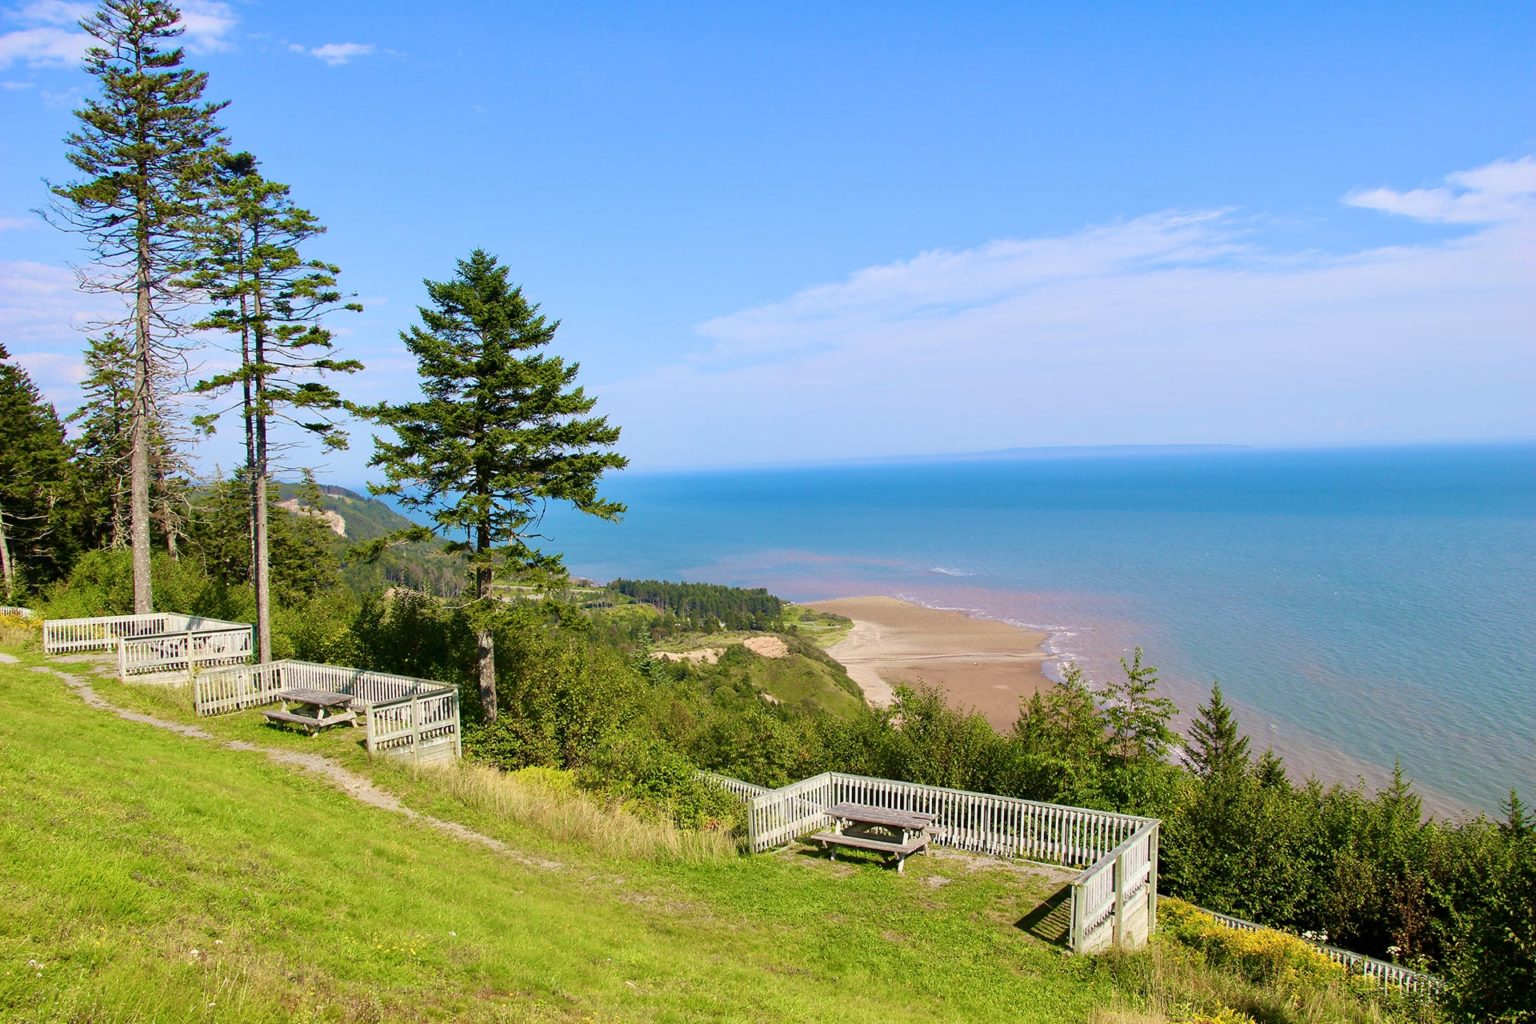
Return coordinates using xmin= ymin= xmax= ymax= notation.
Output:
xmin=807 ymin=595 xmax=1056 ymax=729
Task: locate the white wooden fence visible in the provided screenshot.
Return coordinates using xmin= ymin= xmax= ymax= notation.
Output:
xmin=194 ymin=659 xmax=461 ymax=764
xmin=0 ymin=606 xmax=34 ymax=619
xmin=704 ymin=770 xmax=1160 ymax=953
xmin=116 ymin=624 xmax=254 ymax=681
xmin=1070 ymin=823 xmax=1159 ymax=953
xmin=43 ymin=612 xmax=218 ymax=653
xmin=1203 ymin=909 xmax=1442 ymax=994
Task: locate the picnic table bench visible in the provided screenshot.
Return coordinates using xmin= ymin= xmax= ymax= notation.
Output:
xmin=262 ymin=688 xmax=356 ymax=735
xmin=807 ymin=802 xmax=937 ymax=873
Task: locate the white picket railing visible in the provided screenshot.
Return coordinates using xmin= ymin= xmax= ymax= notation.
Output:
xmin=193 ymin=662 xmax=287 ymax=716
xmin=1070 ymin=823 xmax=1159 ymax=952
xmin=705 ymin=769 xmax=1160 ymax=954
xmin=1203 ymin=909 xmax=1442 ymax=994
xmin=737 ymin=770 xmax=1147 ymax=867
xmin=193 ymin=658 xmax=460 ymax=763
xmin=701 ymin=771 xmax=771 ymax=802
xmin=116 ymin=625 xmax=254 ymax=680
xmin=43 ymin=612 xmax=207 ymax=653
xmin=0 ymin=606 xmax=34 ymax=619
xmin=365 ymin=689 xmax=462 ymax=763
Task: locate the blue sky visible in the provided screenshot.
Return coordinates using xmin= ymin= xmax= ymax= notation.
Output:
xmin=2 ymin=0 xmax=1533 ymax=478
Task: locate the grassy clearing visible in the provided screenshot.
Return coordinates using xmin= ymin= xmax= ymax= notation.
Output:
xmin=0 ymin=652 xmax=1124 ymax=1022
xmin=783 ymin=604 xmax=853 ymax=648
xmin=2 ymin=644 xmax=1432 ymax=1023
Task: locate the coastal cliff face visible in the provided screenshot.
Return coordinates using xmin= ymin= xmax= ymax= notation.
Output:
xmin=277 ymin=499 xmax=346 ymax=537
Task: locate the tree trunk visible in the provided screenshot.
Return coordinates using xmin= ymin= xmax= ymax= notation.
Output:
xmin=0 ymin=500 xmax=14 ymax=600
xmin=252 ymin=307 xmax=272 ymax=664
xmin=253 ymin=471 xmax=271 ymax=663
xmin=130 ymin=213 xmax=154 ymax=614
xmin=475 ymin=523 xmax=496 ymax=722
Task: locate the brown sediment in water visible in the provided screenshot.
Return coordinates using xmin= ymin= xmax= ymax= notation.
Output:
xmin=808 ymin=595 xmax=1055 ymax=730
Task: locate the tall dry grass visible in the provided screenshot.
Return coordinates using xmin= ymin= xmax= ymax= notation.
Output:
xmin=414 ymin=761 xmax=739 ymax=864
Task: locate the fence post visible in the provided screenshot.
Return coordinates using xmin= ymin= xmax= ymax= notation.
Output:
xmin=1069 ymin=880 xmax=1084 ymax=952
xmin=116 ymin=638 xmax=126 ymax=679
xmin=1147 ymin=822 xmax=1160 ymax=937
xmin=410 ymin=695 xmax=421 ymax=763
xmin=1111 ymin=850 xmax=1126 ymax=948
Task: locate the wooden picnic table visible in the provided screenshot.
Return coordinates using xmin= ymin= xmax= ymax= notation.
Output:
xmin=807 ymin=802 xmax=937 ymax=873
xmin=262 ymin=687 xmax=357 ymax=735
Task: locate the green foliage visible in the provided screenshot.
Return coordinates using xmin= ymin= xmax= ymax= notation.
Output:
xmin=610 ymin=578 xmax=785 ymax=634
xmin=0 ymin=344 xmax=82 ymax=597
xmin=1186 ymin=682 xmax=1251 ymax=782
xmin=187 ymin=150 xmax=362 ymax=452
xmin=369 ymin=248 xmax=627 ymax=585
xmin=579 ymin=734 xmax=742 ymax=830
xmin=1104 ymin=646 xmax=1179 ymax=762
xmin=183 ymin=474 xmax=340 ymax=603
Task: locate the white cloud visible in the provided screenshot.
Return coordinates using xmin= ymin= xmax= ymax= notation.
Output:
xmin=177 ymin=0 xmax=235 ymax=53
xmin=0 ymin=0 xmax=235 ymax=70
xmin=1344 ymin=156 xmax=1536 ymax=224
xmin=601 ymin=157 xmax=1536 ymax=468
xmin=0 ymin=214 xmax=38 ymax=230
xmin=291 ymin=41 xmax=375 ymax=66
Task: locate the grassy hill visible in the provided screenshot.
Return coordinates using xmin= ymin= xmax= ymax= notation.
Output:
xmin=0 ymin=625 xmax=1429 ymax=1023
xmin=0 ymin=650 xmax=1111 ymax=1022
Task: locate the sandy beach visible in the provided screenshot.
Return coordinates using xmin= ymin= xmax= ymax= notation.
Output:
xmin=808 ymin=596 xmax=1056 ymax=730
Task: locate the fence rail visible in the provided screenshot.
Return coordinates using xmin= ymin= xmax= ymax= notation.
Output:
xmin=704 ymin=769 xmax=1160 ymax=955
xmin=117 ymin=625 xmax=254 ymax=680
xmin=0 ymin=606 xmax=34 ymax=619
xmin=45 ymin=612 xmax=203 ymax=653
xmin=737 ymin=770 xmax=1148 ymax=867
xmin=1070 ymin=823 xmax=1159 ymax=952
xmin=1203 ymin=909 xmax=1442 ymax=994
xmin=193 ymin=658 xmax=460 ymax=763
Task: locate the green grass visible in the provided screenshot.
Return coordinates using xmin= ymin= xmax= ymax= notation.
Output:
xmin=0 ymin=649 xmax=1124 ymax=1023
xmin=0 ymin=634 xmax=1432 ymax=1023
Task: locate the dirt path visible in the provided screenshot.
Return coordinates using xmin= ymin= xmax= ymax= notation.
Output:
xmin=31 ymin=664 xmax=562 ymax=872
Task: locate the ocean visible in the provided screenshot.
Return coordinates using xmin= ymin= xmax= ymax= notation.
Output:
xmin=466 ymin=443 xmax=1536 ymax=815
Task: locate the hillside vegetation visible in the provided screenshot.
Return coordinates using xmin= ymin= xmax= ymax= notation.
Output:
xmin=0 ymin=642 xmax=1432 ymax=1024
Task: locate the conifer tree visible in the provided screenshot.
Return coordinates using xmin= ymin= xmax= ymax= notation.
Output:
xmin=370 ymin=250 xmax=627 ymax=721
xmin=0 ymin=344 xmax=80 ymax=597
xmin=47 ymin=0 xmax=227 ymax=613
xmin=1185 ymin=681 xmax=1251 ymax=780
xmin=1103 ymin=647 xmax=1178 ymax=762
xmin=187 ymin=151 xmax=361 ymax=662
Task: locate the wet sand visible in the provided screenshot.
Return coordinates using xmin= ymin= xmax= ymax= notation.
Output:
xmin=808 ymin=595 xmax=1055 ymax=729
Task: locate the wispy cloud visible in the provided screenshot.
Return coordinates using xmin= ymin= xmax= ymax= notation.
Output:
xmin=1344 ymin=157 xmax=1536 ymax=225
xmin=0 ymin=214 xmax=38 ymax=230
xmin=0 ymin=0 xmax=235 ymax=70
xmin=600 ymin=156 xmax=1536 ymax=468
xmin=289 ymin=41 xmax=375 ymax=66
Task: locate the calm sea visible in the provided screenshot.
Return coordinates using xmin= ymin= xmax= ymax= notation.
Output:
xmin=460 ymin=444 xmax=1536 ymax=815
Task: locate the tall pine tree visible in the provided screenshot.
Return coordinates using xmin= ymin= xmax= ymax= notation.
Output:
xmin=187 ymin=151 xmax=361 ymax=661
xmin=370 ymin=250 xmax=627 ymax=721
xmin=0 ymin=344 xmax=80 ymax=598
xmin=47 ymin=0 xmax=226 ymax=613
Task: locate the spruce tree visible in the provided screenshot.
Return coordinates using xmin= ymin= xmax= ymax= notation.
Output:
xmin=1185 ymin=680 xmax=1251 ymax=780
xmin=370 ymin=250 xmax=627 ymax=721
xmin=1103 ymin=647 xmax=1178 ymax=762
xmin=187 ymin=151 xmax=361 ymax=662
xmin=67 ymin=333 xmax=134 ymax=550
xmin=47 ymin=0 xmax=226 ymax=613
xmin=0 ymin=344 xmax=80 ymax=597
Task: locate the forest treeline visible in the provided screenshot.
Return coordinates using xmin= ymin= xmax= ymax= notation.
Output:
xmin=607 ymin=579 xmax=785 ymax=634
